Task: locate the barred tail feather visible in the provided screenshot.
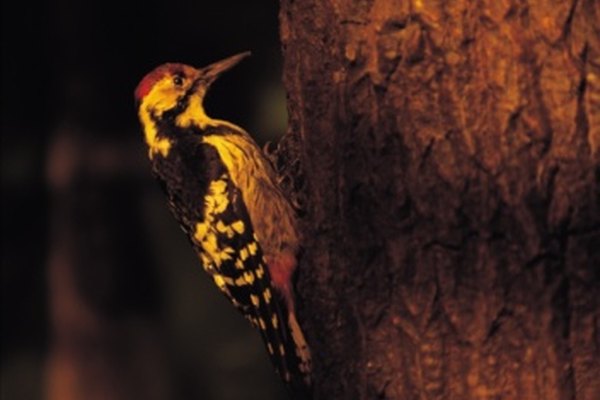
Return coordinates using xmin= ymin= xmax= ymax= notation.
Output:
xmin=252 ymin=287 xmax=312 ymax=398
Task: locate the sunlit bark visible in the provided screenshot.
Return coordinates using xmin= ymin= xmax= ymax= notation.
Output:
xmin=279 ymin=0 xmax=599 ymax=399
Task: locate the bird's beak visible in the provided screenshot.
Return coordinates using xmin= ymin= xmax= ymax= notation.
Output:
xmin=198 ymin=51 xmax=251 ymax=88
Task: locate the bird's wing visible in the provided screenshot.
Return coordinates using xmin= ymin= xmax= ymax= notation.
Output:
xmin=191 ymin=172 xmax=301 ymax=382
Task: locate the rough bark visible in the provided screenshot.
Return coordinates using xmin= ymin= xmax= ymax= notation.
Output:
xmin=278 ymin=0 xmax=600 ymax=399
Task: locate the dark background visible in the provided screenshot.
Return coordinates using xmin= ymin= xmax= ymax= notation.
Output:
xmin=1 ymin=1 xmax=288 ymax=399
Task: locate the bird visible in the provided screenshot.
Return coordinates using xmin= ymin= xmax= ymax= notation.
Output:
xmin=134 ymin=52 xmax=311 ymax=395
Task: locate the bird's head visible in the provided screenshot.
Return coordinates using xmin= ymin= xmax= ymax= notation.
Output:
xmin=135 ymin=51 xmax=251 ymax=121
xmin=135 ymin=52 xmax=250 ymax=159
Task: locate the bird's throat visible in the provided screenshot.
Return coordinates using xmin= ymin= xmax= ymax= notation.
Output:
xmin=175 ymin=94 xmax=213 ymax=130
xmin=139 ymin=106 xmax=172 ymax=159
xmin=139 ymin=93 xmax=211 ymax=160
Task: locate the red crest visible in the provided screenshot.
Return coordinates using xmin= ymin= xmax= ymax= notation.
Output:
xmin=134 ymin=63 xmax=185 ymax=101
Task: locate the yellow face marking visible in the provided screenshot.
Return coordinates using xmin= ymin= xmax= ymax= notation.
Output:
xmin=263 ymin=288 xmax=272 ymax=304
xmin=272 ymin=314 xmax=278 ymax=329
xmin=250 ymin=294 xmax=260 ymax=307
xmin=175 ymin=93 xmax=209 ymax=129
xmin=239 ymin=248 xmax=249 ymax=261
xmin=138 ymin=106 xmax=172 ymax=159
xmin=174 ymin=91 xmax=243 ymax=132
xmin=138 ymin=72 xmax=200 ymax=159
xmin=258 ymin=318 xmax=266 ymax=330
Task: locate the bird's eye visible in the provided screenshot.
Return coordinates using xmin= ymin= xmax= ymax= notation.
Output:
xmin=173 ymin=75 xmax=184 ymax=86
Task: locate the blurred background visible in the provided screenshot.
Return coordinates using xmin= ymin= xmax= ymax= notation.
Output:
xmin=1 ymin=0 xmax=288 ymax=399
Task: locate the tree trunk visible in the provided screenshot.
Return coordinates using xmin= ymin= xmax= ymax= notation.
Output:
xmin=278 ymin=1 xmax=599 ymax=399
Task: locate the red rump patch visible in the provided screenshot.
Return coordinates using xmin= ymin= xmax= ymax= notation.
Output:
xmin=134 ymin=63 xmax=185 ymax=101
xmin=266 ymin=252 xmax=297 ymax=311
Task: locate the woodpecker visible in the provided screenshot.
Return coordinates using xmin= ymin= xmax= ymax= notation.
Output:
xmin=134 ymin=52 xmax=311 ymax=393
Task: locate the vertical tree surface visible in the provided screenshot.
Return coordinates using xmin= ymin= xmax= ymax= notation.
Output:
xmin=278 ymin=0 xmax=599 ymax=399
